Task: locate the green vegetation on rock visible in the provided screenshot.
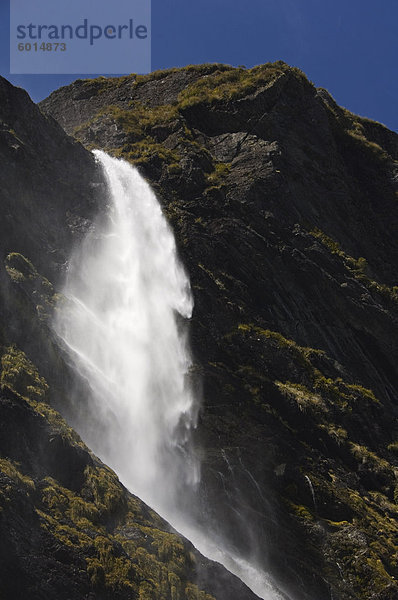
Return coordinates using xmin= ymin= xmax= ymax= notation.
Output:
xmin=178 ymin=62 xmax=307 ymax=108
xmin=311 ymin=228 xmax=398 ymax=305
xmin=0 ymin=345 xmax=217 ymax=600
xmin=1 ymin=344 xmax=49 ymax=400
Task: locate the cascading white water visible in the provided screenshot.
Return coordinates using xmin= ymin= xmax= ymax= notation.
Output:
xmin=54 ymin=150 xmax=287 ymax=600
xmin=55 ymin=150 xmax=199 ymax=515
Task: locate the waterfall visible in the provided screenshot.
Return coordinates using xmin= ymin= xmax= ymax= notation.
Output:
xmin=54 ymin=150 xmax=198 ymax=516
xmin=54 ymin=150 xmax=287 ymax=600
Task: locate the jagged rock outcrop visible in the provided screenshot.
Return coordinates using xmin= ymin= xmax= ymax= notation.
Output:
xmin=0 ymin=75 xmax=260 ymax=600
xmin=40 ymin=63 xmax=398 ymax=600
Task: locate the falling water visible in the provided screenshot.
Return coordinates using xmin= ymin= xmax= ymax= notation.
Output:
xmin=54 ymin=151 xmax=287 ymax=600
xmin=54 ymin=150 xmax=198 ymax=515
xmin=305 ymin=475 xmax=317 ymax=513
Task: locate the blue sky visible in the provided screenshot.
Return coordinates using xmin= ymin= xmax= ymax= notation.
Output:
xmin=1 ymin=0 xmax=397 ymax=131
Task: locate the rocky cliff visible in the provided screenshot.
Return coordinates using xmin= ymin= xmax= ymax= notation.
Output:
xmin=41 ymin=63 xmax=398 ymax=600
xmin=0 ymin=61 xmax=397 ymax=600
xmin=0 ymin=75 xmax=259 ymax=600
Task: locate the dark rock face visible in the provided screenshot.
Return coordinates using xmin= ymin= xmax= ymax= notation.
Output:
xmin=40 ymin=63 xmax=398 ymax=600
xmin=0 ymin=75 xmax=106 ymax=374
xmin=0 ymin=361 xmax=257 ymax=600
xmin=0 ymin=75 xmax=260 ymax=600
xmin=0 ymin=76 xmax=104 ymax=281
